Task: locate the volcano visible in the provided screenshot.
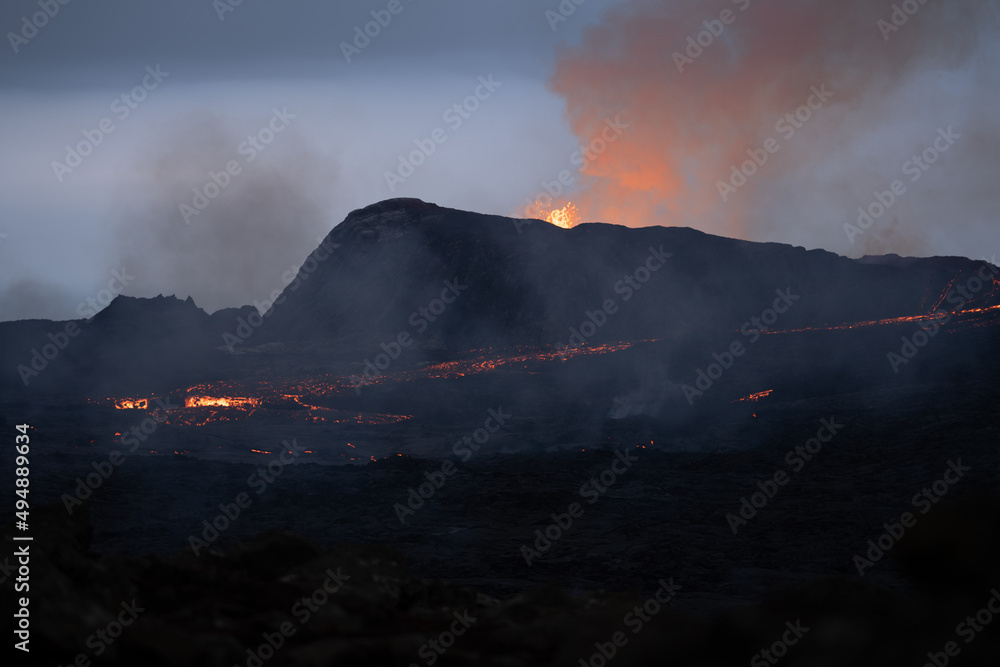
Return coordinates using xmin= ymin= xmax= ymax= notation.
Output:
xmin=4 ymin=197 xmax=998 ymax=399
xmin=4 ymin=197 xmax=1000 ymax=455
xmin=4 ymin=199 xmax=1000 ymax=665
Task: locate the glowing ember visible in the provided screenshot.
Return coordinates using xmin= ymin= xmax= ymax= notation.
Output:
xmin=537 ymin=201 xmax=580 ymax=229
xmin=733 ymin=390 xmax=774 ymax=403
xmin=115 ymin=398 xmax=148 ymax=410
xmin=185 ymin=396 xmax=260 ymax=408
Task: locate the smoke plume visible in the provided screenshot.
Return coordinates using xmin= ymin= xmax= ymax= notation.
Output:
xmin=549 ymin=0 xmax=1000 ymax=258
xmin=114 ymin=111 xmax=339 ymax=314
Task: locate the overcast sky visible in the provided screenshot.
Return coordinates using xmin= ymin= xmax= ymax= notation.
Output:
xmin=1 ymin=0 xmax=997 ymax=320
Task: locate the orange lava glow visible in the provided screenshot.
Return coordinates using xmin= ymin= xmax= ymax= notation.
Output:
xmin=114 ymin=398 xmax=148 ymax=410
xmin=733 ymin=389 xmax=774 ymax=403
xmin=185 ymin=395 xmax=260 ymax=408
xmin=764 ymin=303 xmax=1000 ymax=336
xmin=733 ymin=390 xmax=774 ymax=403
xmin=537 ymin=202 xmax=580 ymax=229
xmin=100 ymin=341 xmax=650 ymax=428
xmin=763 ymin=275 xmax=1000 ymax=336
xmin=106 ymin=379 xmax=414 ymax=428
xmin=96 ymin=276 xmax=1000 ymax=434
xmin=422 ymin=340 xmax=647 ymax=380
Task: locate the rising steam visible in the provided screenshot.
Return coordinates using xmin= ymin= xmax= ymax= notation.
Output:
xmin=548 ymin=0 xmax=1000 ymax=258
xmin=113 ymin=111 xmax=339 ymax=314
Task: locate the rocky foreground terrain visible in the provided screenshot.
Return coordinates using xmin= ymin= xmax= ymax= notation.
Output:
xmin=6 ymin=373 xmax=1000 ymax=666
xmin=9 ymin=487 xmax=1000 ymax=667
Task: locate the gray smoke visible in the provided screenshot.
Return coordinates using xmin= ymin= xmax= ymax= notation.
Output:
xmin=0 ymin=279 xmax=80 ymax=322
xmin=549 ymin=0 xmax=1000 ymax=259
xmin=113 ymin=110 xmax=339 ymax=314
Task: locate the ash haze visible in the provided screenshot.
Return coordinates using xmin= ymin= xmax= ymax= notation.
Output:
xmin=0 ymin=0 xmax=997 ymax=320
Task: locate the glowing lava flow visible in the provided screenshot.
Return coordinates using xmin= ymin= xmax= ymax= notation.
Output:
xmin=763 ymin=304 xmax=1000 ymax=336
xmin=103 ymin=341 xmax=652 ymax=427
xmin=732 ymin=389 xmax=774 ymax=403
xmin=537 ymin=202 xmax=580 ymax=229
xmin=185 ymin=396 xmax=259 ymax=408
xmin=763 ymin=276 xmax=1000 ymax=336
xmin=419 ymin=341 xmax=648 ymax=380
xmin=114 ymin=398 xmax=148 ymax=410
xmin=107 ymin=382 xmax=413 ymax=428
